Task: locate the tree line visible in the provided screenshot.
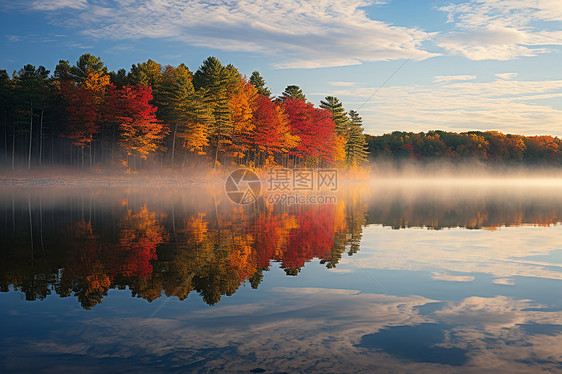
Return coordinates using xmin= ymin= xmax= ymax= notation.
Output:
xmin=366 ymin=130 xmax=562 ymax=164
xmin=0 ymin=53 xmax=368 ymax=171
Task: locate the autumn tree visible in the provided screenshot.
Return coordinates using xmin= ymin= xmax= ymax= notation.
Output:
xmin=283 ymin=98 xmax=336 ymax=165
xmin=252 ymin=95 xmax=299 ymax=166
xmin=229 ymin=78 xmax=258 ymax=161
xmin=60 ymin=55 xmax=110 ymax=167
xmin=106 ymin=84 xmax=169 ymax=169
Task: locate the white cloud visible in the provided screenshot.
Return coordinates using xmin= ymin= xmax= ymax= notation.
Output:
xmin=330 ymin=77 xmax=562 ymax=135
xmin=495 ymin=72 xmax=518 ymax=79
xmin=433 ymin=74 xmax=476 ymax=83
xmin=329 ymin=81 xmax=357 ymax=87
xmin=6 ymin=35 xmax=21 ymax=42
xmin=31 ymin=0 xmax=88 ymax=11
xmin=432 ymin=272 xmax=475 ymax=282
xmin=493 ymin=278 xmax=515 ymax=285
xmin=18 ymin=0 xmax=437 ymax=69
xmin=438 ymin=0 xmax=562 ymax=60
xmin=356 ymin=223 xmax=562 ymax=281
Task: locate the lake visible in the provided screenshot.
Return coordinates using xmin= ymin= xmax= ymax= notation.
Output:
xmin=2 ymin=178 xmax=562 ymax=373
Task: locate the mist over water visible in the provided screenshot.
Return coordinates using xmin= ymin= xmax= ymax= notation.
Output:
xmin=2 ymin=168 xmax=562 ymax=372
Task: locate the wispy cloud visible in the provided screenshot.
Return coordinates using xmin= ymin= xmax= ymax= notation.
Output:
xmin=495 ymin=72 xmax=518 ymax=80
xmin=432 ymin=272 xmax=475 ymax=282
xmin=433 ymin=75 xmax=476 ymax=83
xmin=438 ymin=0 xmax=562 ymax=60
xmin=6 ymin=35 xmax=21 ymax=42
xmin=13 ymin=0 xmax=438 ymax=69
xmin=329 ymin=81 xmax=357 ymax=87
xmin=330 ymin=77 xmax=562 ymax=135
xmin=67 ymin=42 xmax=93 ymax=49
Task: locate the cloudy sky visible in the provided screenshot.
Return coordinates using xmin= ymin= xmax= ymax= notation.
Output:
xmin=1 ymin=0 xmax=562 ymax=135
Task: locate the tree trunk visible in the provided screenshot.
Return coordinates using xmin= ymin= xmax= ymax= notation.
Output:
xmin=214 ymin=134 xmax=220 ymax=169
xmin=28 ymin=103 xmax=33 ymax=170
xmin=171 ymin=123 xmax=178 ymax=169
xmin=39 ymin=109 xmax=44 ymax=166
xmin=11 ymin=120 xmax=15 ymax=170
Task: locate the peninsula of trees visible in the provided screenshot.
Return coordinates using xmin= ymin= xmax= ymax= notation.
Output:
xmin=0 ymin=54 xmax=368 ymax=171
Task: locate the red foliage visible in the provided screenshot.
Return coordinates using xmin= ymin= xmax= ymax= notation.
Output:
xmin=106 ymin=84 xmax=168 ymax=158
xmin=61 ymin=81 xmax=100 ymax=148
xmin=252 ymin=95 xmax=284 ymax=153
xmin=282 ymin=98 xmax=336 ymax=162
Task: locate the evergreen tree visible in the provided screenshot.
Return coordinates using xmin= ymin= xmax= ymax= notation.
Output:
xmin=193 ymin=56 xmax=233 ymax=167
xmin=109 ymin=68 xmax=129 ymax=87
xmin=320 ymin=96 xmax=349 ymax=136
xmin=158 ymin=64 xmax=211 ymax=166
xmin=249 ymin=71 xmax=271 ymax=97
xmin=281 ymin=85 xmax=306 ymax=102
xmin=14 ymin=64 xmax=50 ymax=169
xmin=70 ymin=53 xmax=107 ymax=82
xmin=128 ymin=59 xmax=162 ymax=87
xmin=346 ymin=110 xmax=368 ymax=166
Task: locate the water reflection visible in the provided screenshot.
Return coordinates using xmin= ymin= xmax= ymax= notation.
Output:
xmin=1 ymin=187 xmax=366 ymax=308
xmin=2 ymin=181 xmax=562 ymax=372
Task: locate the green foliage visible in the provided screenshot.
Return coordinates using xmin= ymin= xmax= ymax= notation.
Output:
xmin=70 ymin=53 xmax=107 ymax=82
xmin=320 ymin=96 xmax=349 ymax=135
xmin=109 ymin=68 xmax=129 ymax=87
xmin=281 ymin=85 xmax=306 ymax=101
xmin=249 ymin=71 xmax=271 ymax=97
xmin=128 ymin=59 xmax=162 ymax=87
xmin=346 ymin=110 xmax=368 ymax=166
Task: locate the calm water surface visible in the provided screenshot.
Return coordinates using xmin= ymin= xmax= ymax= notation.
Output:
xmin=2 ymin=181 xmax=562 ymax=373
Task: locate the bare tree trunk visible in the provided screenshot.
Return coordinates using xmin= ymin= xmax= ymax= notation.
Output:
xmin=11 ymin=120 xmax=15 ymax=170
xmin=171 ymin=123 xmax=178 ymax=169
xmin=214 ymin=134 xmax=220 ymax=169
xmin=28 ymin=103 xmax=33 ymax=170
xmin=39 ymin=108 xmax=44 ymax=166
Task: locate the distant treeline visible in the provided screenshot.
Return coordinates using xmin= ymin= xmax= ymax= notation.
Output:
xmin=366 ymin=130 xmax=562 ymax=164
xmin=0 ymin=53 xmax=368 ymax=171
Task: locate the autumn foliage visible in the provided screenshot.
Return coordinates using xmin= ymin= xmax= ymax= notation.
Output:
xmin=0 ymin=53 xmax=372 ymax=171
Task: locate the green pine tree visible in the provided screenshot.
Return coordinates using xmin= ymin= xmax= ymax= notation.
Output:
xmin=346 ymin=110 xmax=368 ymax=166
xmin=249 ymin=71 xmax=271 ymax=97
xmin=193 ymin=57 xmax=234 ymax=168
xmin=320 ymin=96 xmax=349 ymax=136
xmin=281 ymin=85 xmax=306 ymax=101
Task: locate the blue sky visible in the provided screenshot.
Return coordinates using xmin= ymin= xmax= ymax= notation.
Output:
xmin=1 ymin=0 xmax=562 ymax=136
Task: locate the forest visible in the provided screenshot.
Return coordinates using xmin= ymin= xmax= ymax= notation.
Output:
xmin=366 ymin=130 xmax=562 ymax=164
xmin=0 ymin=53 xmax=368 ymax=171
